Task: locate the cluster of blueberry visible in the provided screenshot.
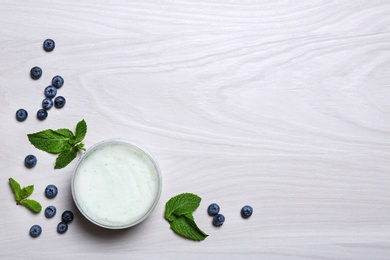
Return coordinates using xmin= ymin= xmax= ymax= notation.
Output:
xmin=29 ymin=184 xmax=74 ymax=238
xmin=36 ymin=73 xmax=66 ymax=120
xmin=207 ymin=203 xmax=253 ymax=226
xmin=16 ymin=39 xmax=73 ymax=238
xmin=15 ymin=39 xmax=66 ymax=122
xmin=29 ymin=210 xmax=74 ymax=238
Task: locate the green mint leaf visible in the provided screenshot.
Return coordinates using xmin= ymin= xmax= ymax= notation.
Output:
xmin=164 ymin=193 xmax=208 ymax=241
xmin=9 ymin=178 xmax=22 ymax=202
xmin=27 ymin=120 xmax=88 ymax=169
xmin=27 ymin=129 xmax=72 ymax=154
xmin=55 ymin=128 xmax=75 ymax=144
xmin=55 ymin=147 xmax=78 ymax=169
xmin=19 ymin=199 xmax=42 ymax=213
xmin=164 ymin=193 xmax=201 ymax=221
xmin=9 ymin=178 xmax=42 ymax=213
xmin=74 ymin=119 xmax=87 ymax=144
xmin=20 ymin=185 xmax=34 ymax=200
xmin=169 ymin=215 xmax=208 ymax=241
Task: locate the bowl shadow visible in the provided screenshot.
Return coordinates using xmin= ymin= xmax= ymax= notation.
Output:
xmin=67 ymin=191 xmax=147 ymax=242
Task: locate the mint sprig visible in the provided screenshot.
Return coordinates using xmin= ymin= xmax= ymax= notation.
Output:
xmin=27 ymin=119 xmax=87 ymax=169
xmin=9 ymin=178 xmax=42 ymax=213
xmin=164 ymin=193 xmax=208 ymax=241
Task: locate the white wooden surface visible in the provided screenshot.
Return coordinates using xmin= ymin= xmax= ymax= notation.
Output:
xmin=1 ymin=1 xmax=390 ymax=259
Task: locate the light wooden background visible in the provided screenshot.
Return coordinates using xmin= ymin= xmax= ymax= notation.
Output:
xmin=1 ymin=1 xmax=390 ymax=259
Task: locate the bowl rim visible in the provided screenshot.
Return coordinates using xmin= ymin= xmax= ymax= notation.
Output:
xmin=71 ymin=138 xmax=162 ymax=229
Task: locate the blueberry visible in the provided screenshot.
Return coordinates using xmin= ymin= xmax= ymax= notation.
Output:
xmin=43 ymin=39 xmax=55 ymax=52
xmin=30 ymin=66 xmax=42 ymax=79
xmin=24 ymin=154 xmax=37 ymax=168
xmin=16 ymin=108 xmax=28 ymax=121
xmin=52 ymin=75 xmax=64 ymax=89
xmin=44 ymin=85 xmax=57 ymax=98
xmin=54 ymin=96 xmax=66 ymax=108
xmin=29 ymin=225 xmax=42 ymax=238
xmin=57 ymin=222 xmax=68 ymax=234
xmin=61 ymin=210 xmax=74 ymax=223
xmin=45 ymin=184 xmax=58 ymax=199
xmin=241 ymin=205 xmax=253 ymax=219
xmin=207 ymin=203 xmax=220 ymax=216
xmin=213 ymin=214 xmax=225 ymax=226
xmin=37 ymin=109 xmax=48 ymax=120
xmin=42 ymin=98 xmax=53 ymax=110
xmin=45 ymin=206 xmax=57 ymax=218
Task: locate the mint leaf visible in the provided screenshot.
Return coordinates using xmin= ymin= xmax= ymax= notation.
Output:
xmin=169 ymin=215 xmax=208 ymax=241
xmin=19 ymin=199 xmax=42 ymax=213
xmin=9 ymin=178 xmax=21 ymax=202
xmin=55 ymin=128 xmax=75 ymax=143
xmin=164 ymin=193 xmax=208 ymax=241
xmin=55 ymin=147 xmax=78 ymax=169
xmin=27 ymin=119 xmax=87 ymax=169
xmin=9 ymin=178 xmax=42 ymax=213
xmin=164 ymin=193 xmax=201 ymax=221
xmin=20 ymin=185 xmax=34 ymax=200
xmin=27 ymin=129 xmax=72 ymax=154
xmin=74 ymin=119 xmax=87 ymax=144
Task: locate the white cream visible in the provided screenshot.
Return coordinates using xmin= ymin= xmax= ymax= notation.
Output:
xmin=72 ymin=141 xmax=161 ymax=228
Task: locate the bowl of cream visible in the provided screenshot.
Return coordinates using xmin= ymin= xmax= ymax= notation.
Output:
xmin=71 ymin=139 xmax=162 ymax=229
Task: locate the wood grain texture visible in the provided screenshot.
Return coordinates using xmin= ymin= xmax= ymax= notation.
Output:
xmin=1 ymin=1 xmax=390 ymax=259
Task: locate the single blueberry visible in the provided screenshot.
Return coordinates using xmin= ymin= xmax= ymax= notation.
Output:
xmin=16 ymin=109 xmax=28 ymax=121
xmin=54 ymin=96 xmax=66 ymax=108
xmin=45 ymin=184 xmax=58 ymax=199
xmin=24 ymin=155 xmax=37 ymax=168
xmin=212 ymin=214 xmax=225 ymax=227
xmin=57 ymin=222 xmax=68 ymax=234
xmin=43 ymin=39 xmax=55 ymax=52
xmin=52 ymin=75 xmax=64 ymax=89
xmin=241 ymin=205 xmax=253 ymax=219
xmin=45 ymin=206 xmax=57 ymax=218
xmin=29 ymin=225 xmax=42 ymax=238
xmin=37 ymin=109 xmax=48 ymax=120
xmin=30 ymin=66 xmax=42 ymax=79
xmin=207 ymin=203 xmax=220 ymax=216
xmin=42 ymin=98 xmax=53 ymax=110
xmin=61 ymin=210 xmax=74 ymax=223
xmin=44 ymin=85 xmax=57 ymax=98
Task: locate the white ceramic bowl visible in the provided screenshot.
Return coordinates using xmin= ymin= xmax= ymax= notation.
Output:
xmin=71 ymin=139 xmax=162 ymax=229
